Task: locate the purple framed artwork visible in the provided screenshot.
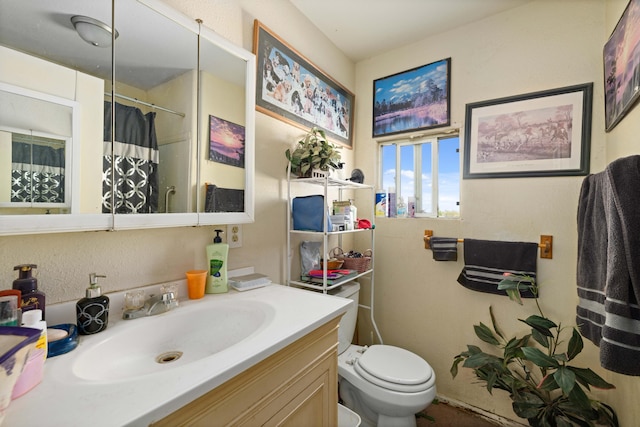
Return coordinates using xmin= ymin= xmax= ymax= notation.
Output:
xmin=373 ymin=58 xmax=451 ymax=138
xmin=209 ymin=115 xmax=245 ymax=168
xmin=463 ymin=83 xmax=593 ymax=179
xmin=604 ymin=0 xmax=640 ymax=132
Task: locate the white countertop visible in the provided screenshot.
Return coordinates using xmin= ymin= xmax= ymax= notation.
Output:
xmin=4 ymin=284 xmax=351 ymax=427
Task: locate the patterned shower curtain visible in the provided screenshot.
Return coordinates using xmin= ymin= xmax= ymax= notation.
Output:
xmin=11 ymin=138 xmax=65 ymax=203
xmin=102 ymin=101 xmax=159 ymax=213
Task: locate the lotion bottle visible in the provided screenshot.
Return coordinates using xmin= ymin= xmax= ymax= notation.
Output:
xmin=76 ymin=273 xmax=109 ymax=335
xmin=206 ymin=229 xmax=229 ymax=294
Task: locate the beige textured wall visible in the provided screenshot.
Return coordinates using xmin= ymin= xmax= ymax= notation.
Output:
xmin=353 ymin=0 xmax=639 ymax=424
xmin=1 ymin=0 xmax=639 ymax=425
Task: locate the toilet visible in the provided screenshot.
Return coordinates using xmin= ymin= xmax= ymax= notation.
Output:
xmin=332 ymin=282 xmax=436 ymax=427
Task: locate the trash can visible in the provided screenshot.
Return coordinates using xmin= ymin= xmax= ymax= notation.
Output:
xmin=338 ymin=403 xmax=361 ymax=427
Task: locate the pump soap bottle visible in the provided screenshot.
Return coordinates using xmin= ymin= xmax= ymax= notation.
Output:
xmin=76 ymin=273 xmax=109 ymax=335
xmin=206 ymin=229 xmax=229 ymax=294
xmin=13 ymin=264 xmax=46 ymax=319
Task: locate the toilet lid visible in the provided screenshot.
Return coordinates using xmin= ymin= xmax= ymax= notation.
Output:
xmin=354 ymin=345 xmax=434 ymax=393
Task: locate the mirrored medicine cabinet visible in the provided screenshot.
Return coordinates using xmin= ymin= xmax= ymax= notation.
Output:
xmin=0 ymin=0 xmax=255 ymax=235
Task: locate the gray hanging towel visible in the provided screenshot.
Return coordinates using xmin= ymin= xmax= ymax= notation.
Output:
xmin=430 ymin=237 xmax=458 ymax=261
xmin=457 ymin=239 xmax=537 ymax=297
xmin=577 ymin=155 xmax=640 ymax=376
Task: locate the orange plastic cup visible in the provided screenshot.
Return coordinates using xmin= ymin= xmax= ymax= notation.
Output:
xmin=185 ymin=270 xmax=207 ymax=299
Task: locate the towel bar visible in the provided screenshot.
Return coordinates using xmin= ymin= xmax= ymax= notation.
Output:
xmin=423 ymin=230 xmax=553 ymax=259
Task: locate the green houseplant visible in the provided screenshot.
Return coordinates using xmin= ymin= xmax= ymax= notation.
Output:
xmin=285 ymin=127 xmax=342 ymax=177
xmin=451 ymin=274 xmax=618 ymax=427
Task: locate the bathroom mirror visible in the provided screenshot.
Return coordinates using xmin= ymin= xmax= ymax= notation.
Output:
xmin=197 ymin=24 xmax=255 ymax=226
xmin=0 ymin=0 xmax=255 ymax=235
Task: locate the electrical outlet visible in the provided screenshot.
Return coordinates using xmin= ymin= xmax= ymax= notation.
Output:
xmin=227 ymin=224 xmax=242 ymax=248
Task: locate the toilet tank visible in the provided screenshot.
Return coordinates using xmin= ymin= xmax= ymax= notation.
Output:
xmin=330 ymin=282 xmax=360 ymax=354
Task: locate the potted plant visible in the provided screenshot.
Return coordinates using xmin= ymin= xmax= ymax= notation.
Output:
xmin=450 ymin=274 xmax=618 ymax=427
xmin=285 ymin=127 xmax=342 ymax=178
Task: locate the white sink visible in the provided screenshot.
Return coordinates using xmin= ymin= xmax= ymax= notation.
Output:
xmin=5 ymin=284 xmax=352 ymax=427
xmin=72 ymin=300 xmax=273 ymax=381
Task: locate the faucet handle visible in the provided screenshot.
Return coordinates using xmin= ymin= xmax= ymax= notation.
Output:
xmin=162 ymin=292 xmax=176 ymax=302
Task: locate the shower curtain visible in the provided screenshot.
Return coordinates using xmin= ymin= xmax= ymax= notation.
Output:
xmin=103 ymin=101 xmax=159 ymax=213
xmin=11 ymin=138 xmax=65 ymax=204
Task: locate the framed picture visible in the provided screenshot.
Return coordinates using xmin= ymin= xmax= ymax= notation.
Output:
xmin=253 ymin=20 xmax=355 ymax=148
xmin=463 ymin=83 xmax=593 ymax=179
xmin=604 ymin=0 xmax=640 ymax=132
xmin=373 ymin=58 xmax=451 ymax=138
xmin=209 ymin=115 xmax=245 ymax=168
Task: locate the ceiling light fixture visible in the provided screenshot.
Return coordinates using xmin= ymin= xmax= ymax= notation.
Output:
xmin=71 ymin=15 xmax=119 ymax=48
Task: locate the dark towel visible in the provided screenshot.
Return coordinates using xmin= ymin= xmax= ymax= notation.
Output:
xmin=577 ymin=155 xmax=640 ymax=376
xmin=430 ymin=237 xmax=458 ymax=261
xmin=457 ymin=239 xmax=537 ymax=297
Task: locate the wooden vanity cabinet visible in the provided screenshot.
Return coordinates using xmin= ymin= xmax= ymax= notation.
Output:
xmin=151 ymin=317 xmax=341 ymax=426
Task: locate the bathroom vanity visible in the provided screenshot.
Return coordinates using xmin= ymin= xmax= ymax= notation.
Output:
xmin=3 ymin=284 xmax=350 ymax=426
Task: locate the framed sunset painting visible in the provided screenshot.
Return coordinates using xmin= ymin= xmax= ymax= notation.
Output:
xmin=208 ymin=115 xmax=245 ymax=168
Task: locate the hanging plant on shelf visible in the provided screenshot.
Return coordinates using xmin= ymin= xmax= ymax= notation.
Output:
xmin=285 ymin=127 xmax=342 ymax=178
xmin=450 ymin=273 xmax=618 ymax=427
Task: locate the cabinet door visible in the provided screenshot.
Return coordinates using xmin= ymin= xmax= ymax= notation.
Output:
xmin=262 ymin=354 xmax=336 ymax=427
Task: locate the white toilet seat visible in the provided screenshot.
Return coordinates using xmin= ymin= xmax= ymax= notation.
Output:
xmin=354 ymin=345 xmax=433 ymax=393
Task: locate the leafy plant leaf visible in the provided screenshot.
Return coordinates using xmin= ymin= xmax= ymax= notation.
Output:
xmin=489 ymin=306 xmax=505 ymax=339
xmin=450 ymin=356 xmax=463 ymax=378
xmin=521 ymin=347 xmax=559 ymax=368
xmin=531 ymin=328 xmax=550 ymax=348
xmin=474 ymin=322 xmax=500 ymax=346
xmin=462 ymin=352 xmax=500 ymax=369
xmin=568 ymin=367 xmax=616 ymax=390
xmin=511 ymin=391 xmax=544 ymax=419
xmin=567 ymin=382 xmax=592 ymax=410
xmin=553 ymin=366 xmax=576 ymax=395
xmin=504 ymin=335 xmax=531 ymax=361
xmin=521 ymin=315 xmax=556 ymax=337
xmin=566 ymin=328 xmax=584 ymax=361
xmin=537 ymin=373 xmax=559 ymax=391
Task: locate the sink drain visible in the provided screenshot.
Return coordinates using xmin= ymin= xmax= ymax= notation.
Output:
xmin=156 ymin=351 xmax=183 ymax=364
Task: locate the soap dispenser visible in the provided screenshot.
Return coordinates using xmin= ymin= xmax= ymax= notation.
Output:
xmin=13 ymin=264 xmax=46 ymax=319
xmin=76 ymin=273 xmax=109 ymax=335
xmin=205 ymin=229 xmax=229 ymax=294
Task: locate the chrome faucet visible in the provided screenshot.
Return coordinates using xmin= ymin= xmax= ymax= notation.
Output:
xmin=122 ymin=291 xmax=179 ymax=320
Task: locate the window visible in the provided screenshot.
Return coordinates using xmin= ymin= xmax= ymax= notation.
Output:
xmin=379 ymin=134 xmax=460 ymax=218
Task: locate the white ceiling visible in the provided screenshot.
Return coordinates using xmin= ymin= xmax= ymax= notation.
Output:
xmin=288 ymin=0 xmax=532 ymax=62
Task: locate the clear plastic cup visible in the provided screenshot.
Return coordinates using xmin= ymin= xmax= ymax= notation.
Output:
xmin=185 ymin=270 xmax=207 ymax=299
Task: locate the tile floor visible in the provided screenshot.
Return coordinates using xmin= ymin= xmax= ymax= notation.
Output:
xmin=417 ymin=402 xmax=504 ymax=427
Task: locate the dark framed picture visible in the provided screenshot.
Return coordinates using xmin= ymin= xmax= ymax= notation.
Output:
xmin=463 ymin=83 xmax=593 ymax=179
xmin=604 ymin=0 xmax=640 ymax=132
xmin=373 ymin=57 xmax=451 ymax=138
xmin=252 ymin=20 xmax=355 ymax=148
xmin=209 ymin=115 xmax=245 ymax=168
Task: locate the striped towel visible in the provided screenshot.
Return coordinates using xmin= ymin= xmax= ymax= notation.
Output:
xmin=430 ymin=237 xmax=458 ymax=261
xmin=457 ymin=238 xmax=538 ymax=297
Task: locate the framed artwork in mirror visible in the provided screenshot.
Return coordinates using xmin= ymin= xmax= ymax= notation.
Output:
xmin=253 ymin=20 xmax=354 ymax=148
xmin=604 ymin=0 xmax=640 ymax=132
xmin=373 ymin=57 xmax=451 ymax=138
xmin=209 ymin=115 xmax=245 ymax=168
xmin=463 ymin=83 xmax=593 ymax=179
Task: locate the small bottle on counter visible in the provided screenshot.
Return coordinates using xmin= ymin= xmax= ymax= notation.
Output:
xmin=13 ymin=264 xmax=46 ymax=319
xmin=22 ymin=309 xmax=47 ymax=360
xmin=205 ymin=229 xmax=229 ymax=294
xmin=76 ymin=273 xmax=109 ymax=335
